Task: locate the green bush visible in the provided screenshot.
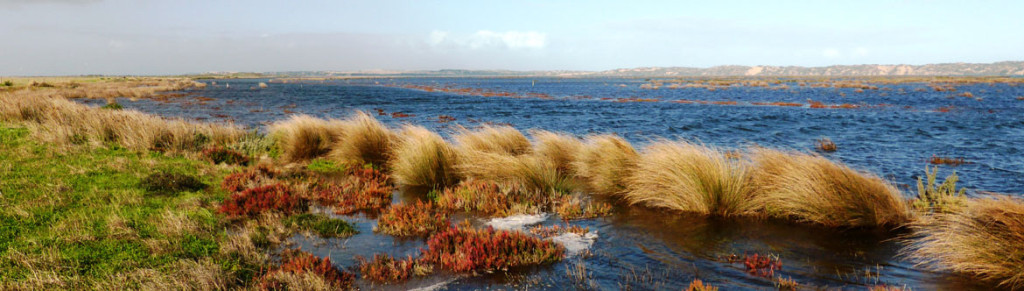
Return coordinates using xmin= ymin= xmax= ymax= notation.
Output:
xmin=284 ymin=213 xmax=357 ymax=237
xmin=101 ymin=103 xmax=124 ymax=110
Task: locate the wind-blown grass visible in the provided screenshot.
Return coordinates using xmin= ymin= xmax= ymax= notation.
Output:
xmin=453 ymin=125 xmax=531 ymax=155
xmin=625 ymin=140 xmax=757 ymax=216
xmin=905 ymin=196 xmax=1024 ymax=289
xmin=531 ymin=130 xmax=582 ymax=177
xmin=749 ymin=148 xmax=910 ymax=227
xmin=572 ymin=134 xmax=639 ymax=195
xmin=327 ymin=110 xmax=394 ymax=168
xmin=389 ymin=125 xmax=461 ymax=188
xmin=268 ymin=115 xmax=344 ymax=163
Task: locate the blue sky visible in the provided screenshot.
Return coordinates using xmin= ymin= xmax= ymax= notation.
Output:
xmin=1 ymin=0 xmax=1022 ymax=75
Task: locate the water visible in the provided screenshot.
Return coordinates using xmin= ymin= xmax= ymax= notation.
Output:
xmin=82 ymin=77 xmax=1023 ymax=289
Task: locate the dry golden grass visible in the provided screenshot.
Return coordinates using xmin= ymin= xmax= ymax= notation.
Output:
xmin=456 ymin=149 xmax=573 ymax=193
xmin=454 ymin=124 xmax=532 ymax=155
xmin=749 ymin=148 xmax=910 ymax=227
xmin=389 ymin=125 xmax=461 ymax=188
xmin=327 ymin=110 xmax=395 ymax=168
xmin=269 ymin=115 xmax=344 ymax=163
xmin=0 ymin=89 xmax=239 ymax=152
xmin=625 ymin=140 xmax=757 ymax=216
xmin=905 ymin=196 xmax=1024 ymax=289
xmin=531 ymin=130 xmax=583 ymax=177
xmin=571 ymin=134 xmax=639 ymax=195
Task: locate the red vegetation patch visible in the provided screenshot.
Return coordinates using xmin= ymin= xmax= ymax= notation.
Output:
xmin=260 ymin=250 xmax=355 ymax=289
xmin=314 ymin=168 xmax=393 ymax=214
xmin=421 ymin=226 xmax=565 ymax=272
xmin=437 ymin=115 xmax=457 ymax=123
xmin=752 ymin=102 xmax=803 ymax=107
xmin=434 ymin=180 xmax=547 ymax=217
xmin=218 ymin=183 xmax=301 ymax=218
xmin=391 ymin=112 xmax=413 ymax=118
xmin=376 ymin=201 xmax=450 ymax=237
xmin=221 ymin=164 xmax=278 ymax=193
xmin=202 ymin=146 xmax=250 ymax=166
xmin=725 ymin=253 xmax=783 ymax=278
xmin=935 ymin=105 xmax=955 ymax=113
xmin=356 ymin=253 xmax=425 ymax=283
xmin=928 ymin=155 xmax=969 ymax=166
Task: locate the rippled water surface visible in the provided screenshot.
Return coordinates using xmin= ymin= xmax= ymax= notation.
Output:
xmin=84 ymin=77 xmax=1024 ymax=290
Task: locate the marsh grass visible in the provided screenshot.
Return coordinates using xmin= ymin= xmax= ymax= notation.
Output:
xmin=389 ymin=125 xmax=461 ymax=188
xmin=905 ymin=196 xmax=1024 ymax=288
xmin=530 ymin=130 xmax=583 ymax=177
xmin=327 ymin=110 xmax=395 ymax=168
xmin=749 ymin=148 xmax=911 ymax=227
xmin=572 ymin=134 xmax=639 ymax=195
xmin=454 ymin=124 xmax=531 ymax=155
xmin=269 ymin=114 xmax=344 ymax=163
xmin=625 ymin=140 xmax=757 ymax=216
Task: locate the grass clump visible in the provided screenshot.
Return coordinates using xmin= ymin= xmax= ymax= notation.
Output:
xmin=420 ymin=226 xmax=564 ymax=272
xmin=531 ymin=130 xmax=582 ymax=177
xmin=140 ymin=170 xmax=206 ymax=194
xmin=375 ymin=201 xmax=450 ymax=237
xmin=456 ymin=148 xmax=572 ymax=193
xmin=218 ymin=184 xmax=303 ymax=218
xmin=202 ymin=146 xmax=250 ymax=166
xmin=749 ymin=148 xmax=911 ymax=227
xmin=454 ymin=124 xmax=532 ymax=155
xmin=389 ymin=125 xmax=460 ymax=188
xmin=327 ymin=110 xmax=395 ymax=168
xmin=912 ymin=166 xmax=967 ymax=214
xmin=625 ymin=140 xmax=757 ymax=216
xmin=356 ymin=253 xmax=429 ymax=283
xmin=905 ymin=196 xmax=1024 ymax=289
xmin=572 ymin=134 xmax=638 ymax=195
xmin=258 ymin=249 xmax=355 ymax=290
xmin=269 ymin=114 xmax=344 ymax=163
xmin=434 ymin=180 xmax=549 ymax=217
xmin=284 ymin=213 xmax=357 ymax=238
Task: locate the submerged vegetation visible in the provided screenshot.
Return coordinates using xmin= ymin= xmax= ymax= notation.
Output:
xmin=2 ymin=77 xmax=1023 ymax=288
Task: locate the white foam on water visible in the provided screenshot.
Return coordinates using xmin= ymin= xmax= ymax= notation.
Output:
xmin=551 ymin=231 xmax=598 ymax=256
xmin=485 ymin=213 xmax=548 ymax=230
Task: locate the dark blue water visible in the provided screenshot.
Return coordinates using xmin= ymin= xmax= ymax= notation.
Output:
xmin=86 ymin=77 xmax=1023 ymax=290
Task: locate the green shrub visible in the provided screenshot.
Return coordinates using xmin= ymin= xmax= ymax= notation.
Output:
xmin=912 ymin=166 xmax=967 ymax=214
xmin=284 ymin=213 xmax=357 ymax=237
xmin=307 ymin=158 xmax=346 ymax=174
xmin=140 ymin=171 xmax=206 ymax=194
xmin=101 ymin=103 xmax=124 ymax=110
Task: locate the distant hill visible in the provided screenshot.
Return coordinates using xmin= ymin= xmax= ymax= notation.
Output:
xmin=263 ymin=61 xmax=1024 ymax=78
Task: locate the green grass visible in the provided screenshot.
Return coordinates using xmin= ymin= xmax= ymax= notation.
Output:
xmin=306 ymin=158 xmax=347 ymax=174
xmin=283 ymin=213 xmax=358 ymax=237
xmin=0 ymin=124 xmax=248 ymax=288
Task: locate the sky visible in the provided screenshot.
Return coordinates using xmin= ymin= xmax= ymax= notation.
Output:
xmin=1 ymin=0 xmax=1022 ymax=75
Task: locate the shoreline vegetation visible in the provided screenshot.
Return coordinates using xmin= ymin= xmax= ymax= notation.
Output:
xmin=2 ymin=77 xmax=1023 ymax=289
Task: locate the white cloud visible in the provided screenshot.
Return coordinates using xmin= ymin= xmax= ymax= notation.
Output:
xmin=428 ymin=30 xmax=546 ymax=50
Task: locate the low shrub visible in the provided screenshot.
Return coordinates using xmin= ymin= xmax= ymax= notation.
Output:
xmin=218 ymin=184 xmax=302 ymax=218
xmin=202 ymin=146 xmax=250 ymax=166
xmin=221 ymin=164 xmax=278 ymax=193
xmin=554 ymin=196 xmax=613 ymax=220
xmin=259 ymin=249 xmax=355 ymax=290
xmin=284 ymin=213 xmax=357 ymax=237
xmin=375 ymin=201 xmax=450 ymax=237
xmin=356 ymin=253 xmax=429 ymax=283
xmin=313 ymin=168 xmax=393 ymax=214
xmin=912 ymin=166 xmax=967 ymax=214
xmin=420 ymin=226 xmax=564 ymax=272
xmin=306 ymin=158 xmax=346 ymax=174
xmin=140 ymin=171 xmax=206 ymax=194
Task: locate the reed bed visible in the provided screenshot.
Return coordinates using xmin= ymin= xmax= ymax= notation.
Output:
xmin=269 ymin=115 xmax=345 ymax=162
xmin=571 ymin=134 xmax=639 ymax=195
xmin=389 ymin=125 xmax=461 ymax=188
xmin=905 ymin=196 xmax=1024 ymax=289
xmin=749 ymin=148 xmax=911 ymax=227
xmin=625 ymin=140 xmax=757 ymax=216
xmin=326 ymin=110 xmax=395 ymax=168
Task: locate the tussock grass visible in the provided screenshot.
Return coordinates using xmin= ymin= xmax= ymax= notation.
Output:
xmin=269 ymin=115 xmax=344 ymax=162
xmin=453 ymin=124 xmax=531 ymax=155
xmin=0 ymin=94 xmax=239 ymax=152
xmin=571 ymin=134 xmax=639 ymax=195
xmin=531 ymin=130 xmax=582 ymax=177
xmin=456 ymin=148 xmax=572 ymax=193
xmin=749 ymin=148 xmax=911 ymax=227
xmin=389 ymin=125 xmax=460 ymax=188
xmin=327 ymin=110 xmax=395 ymax=168
xmin=625 ymin=140 xmax=757 ymax=216
xmin=905 ymin=196 xmax=1024 ymax=288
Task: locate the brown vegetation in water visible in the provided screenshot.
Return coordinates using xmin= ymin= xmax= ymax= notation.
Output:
xmin=928 ymin=155 xmax=968 ymax=166
xmin=269 ymin=115 xmax=344 ymax=162
xmin=572 ymin=134 xmax=639 ymax=195
xmin=905 ymin=196 xmax=1024 ymax=289
xmin=375 ymin=201 xmax=450 ymax=237
xmin=815 ymin=137 xmax=837 ymax=152
xmin=388 ymin=125 xmax=461 ymax=188
xmin=326 ymin=110 xmax=395 ymax=168
xmin=420 ymin=226 xmax=565 ymax=272
xmin=749 ymin=148 xmax=911 ymax=227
